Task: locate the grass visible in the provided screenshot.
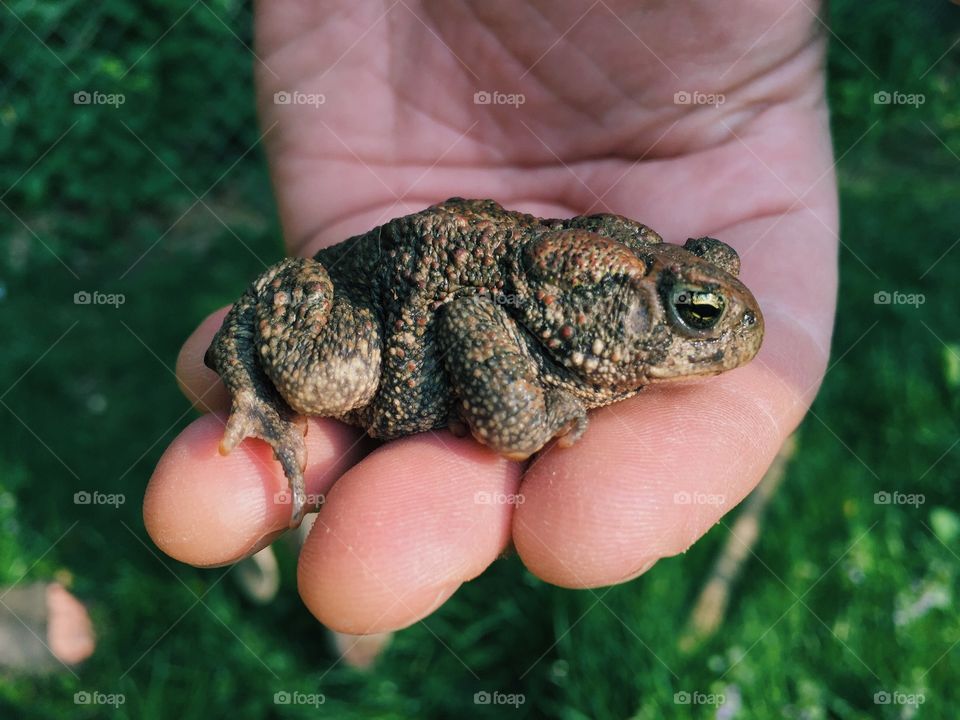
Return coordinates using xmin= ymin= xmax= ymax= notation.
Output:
xmin=1 ymin=0 xmax=959 ymax=718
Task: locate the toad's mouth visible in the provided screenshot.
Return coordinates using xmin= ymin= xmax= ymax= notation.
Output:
xmin=645 ymin=347 xmax=732 ymax=380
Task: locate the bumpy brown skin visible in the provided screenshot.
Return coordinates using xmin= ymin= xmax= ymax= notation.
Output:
xmin=205 ymin=198 xmax=764 ymax=527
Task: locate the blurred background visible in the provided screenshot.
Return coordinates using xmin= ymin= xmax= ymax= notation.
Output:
xmin=1 ymin=0 xmax=959 ymax=717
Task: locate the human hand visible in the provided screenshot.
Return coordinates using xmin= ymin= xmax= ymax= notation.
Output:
xmin=144 ymin=0 xmax=837 ymax=634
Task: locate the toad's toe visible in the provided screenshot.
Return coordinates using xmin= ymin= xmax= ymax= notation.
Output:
xmin=220 ymin=392 xmax=309 ymax=528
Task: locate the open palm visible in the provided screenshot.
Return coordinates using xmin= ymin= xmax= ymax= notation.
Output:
xmin=145 ymin=0 xmax=837 ymax=634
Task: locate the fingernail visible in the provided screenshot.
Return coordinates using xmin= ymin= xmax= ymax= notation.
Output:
xmin=422 ymin=585 xmax=455 ymax=616
xmin=616 ymin=558 xmax=659 ymax=583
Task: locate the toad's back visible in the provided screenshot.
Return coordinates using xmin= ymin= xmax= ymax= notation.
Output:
xmin=315 ymin=198 xmax=549 ymax=311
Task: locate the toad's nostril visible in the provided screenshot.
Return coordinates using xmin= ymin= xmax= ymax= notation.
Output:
xmin=742 ymin=311 xmax=757 ymax=327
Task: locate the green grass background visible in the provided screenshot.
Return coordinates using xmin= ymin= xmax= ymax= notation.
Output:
xmin=1 ymin=1 xmax=959 ymax=717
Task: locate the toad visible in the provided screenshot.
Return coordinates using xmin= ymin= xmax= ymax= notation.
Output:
xmin=205 ymin=198 xmax=764 ymax=526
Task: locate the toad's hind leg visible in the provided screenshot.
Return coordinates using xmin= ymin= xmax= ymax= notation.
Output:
xmin=205 ymin=261 xmax=310 ymax=527
xmin=253 ymin=258 xmax=381 ymax=419
xmin=205 ymin=257 xmax=381 ymax=527
xmin=437 ymin=295 xmax=587 ymax=460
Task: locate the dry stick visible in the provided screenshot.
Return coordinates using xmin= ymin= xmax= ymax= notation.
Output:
xmin=679 ymin=434 xmax=797 ymax=652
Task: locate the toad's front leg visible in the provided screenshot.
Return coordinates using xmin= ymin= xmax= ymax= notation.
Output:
xmin=437 ymin=295 xmax=586 ymax=460
xmin=205 ymin=257 xmax=381 ymax=527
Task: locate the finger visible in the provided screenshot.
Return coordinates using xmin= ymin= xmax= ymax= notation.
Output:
xmin=176 ymin=307 xmax=231 ymax=413
xmin=513 ymin=345 xmax=805 ymax=586
xmin=514 ymin=208 xmax=835 ymax=587
xmin=297 ymin=433 xmax=520 ymax=634
xmin=143 ymin=414 xmax=365 ymax=567
xmin=46 ymin=583 xmax=96 ymax=665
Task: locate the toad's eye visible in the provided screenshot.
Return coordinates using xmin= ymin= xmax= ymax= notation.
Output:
xmin=669 ymin=285 xmax=725 ymax=330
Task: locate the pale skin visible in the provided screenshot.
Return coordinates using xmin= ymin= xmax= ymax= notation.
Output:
xmin=143 ymin=0 xmax=837 ymax=634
